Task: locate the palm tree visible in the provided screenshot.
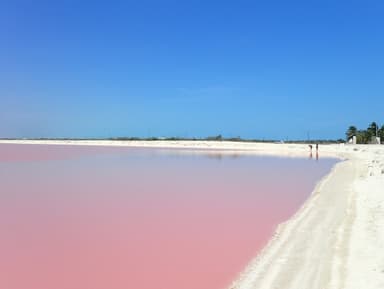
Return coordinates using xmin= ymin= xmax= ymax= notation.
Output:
xmin=346 ymin=126 xmax=357 ymax=140
xmin=367 ymin=122 xmax=378 ymax=137
xmin=378 ymin=125 xmax=384 ymax=140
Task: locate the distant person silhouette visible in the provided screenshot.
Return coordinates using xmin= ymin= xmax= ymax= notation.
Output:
xmin=315 ymin=144 xmax=319 ymax=160
xmin=309 ymin=144 xmax=313 ymax=159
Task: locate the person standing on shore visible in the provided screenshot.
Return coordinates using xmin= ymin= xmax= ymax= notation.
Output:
xmin=309 ymin=144 xmax=313 ymax=159
xmin=316 ymin=144 xmax=319 ymax=160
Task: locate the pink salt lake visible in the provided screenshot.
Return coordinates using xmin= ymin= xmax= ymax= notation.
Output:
xmin=0 ymin=144 xmax=337 ymax=289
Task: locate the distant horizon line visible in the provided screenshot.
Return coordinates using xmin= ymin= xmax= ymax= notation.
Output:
xmin=0 ymin=136 xmax=345 ymax=144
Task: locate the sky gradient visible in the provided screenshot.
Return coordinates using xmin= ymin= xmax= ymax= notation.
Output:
xmin=1 ymin=0 xmax=383 ymax=139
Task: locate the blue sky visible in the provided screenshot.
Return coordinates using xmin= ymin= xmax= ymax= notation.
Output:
xmin=1 ymin=0 xmax=383 ymax=139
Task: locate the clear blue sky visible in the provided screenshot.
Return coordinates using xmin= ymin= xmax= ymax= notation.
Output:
xmin=1 ymin=0 xmax=383 ymax=140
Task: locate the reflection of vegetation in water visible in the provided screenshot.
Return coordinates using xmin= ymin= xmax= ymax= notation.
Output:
xmin=346 ymin=122 xmax=384 ymax=144
xmin=204 ymin=153 xmax=242 ymax=161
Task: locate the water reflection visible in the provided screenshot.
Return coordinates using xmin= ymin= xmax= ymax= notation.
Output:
xmin=0 ymin=144 xmax=337 ymax=289
xmin=309 ymin=151 xmax=319 ymax=161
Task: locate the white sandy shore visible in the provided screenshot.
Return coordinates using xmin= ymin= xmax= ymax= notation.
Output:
xmin=1 ymin=140 xmax=383 ymax=288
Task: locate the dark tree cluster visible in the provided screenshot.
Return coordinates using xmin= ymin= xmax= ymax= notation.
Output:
xmin=346 ymin=122 xmax=384 ymax=144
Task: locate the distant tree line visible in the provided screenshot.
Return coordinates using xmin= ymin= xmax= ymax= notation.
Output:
xmin=1 ymin=135 xmax=345 ymax=144
xmin=346 ymin=122 xmax=384 ymax=144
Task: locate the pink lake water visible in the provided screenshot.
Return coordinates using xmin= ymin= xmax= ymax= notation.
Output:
xmin=0 ymin=144 xmax=337 ymax=289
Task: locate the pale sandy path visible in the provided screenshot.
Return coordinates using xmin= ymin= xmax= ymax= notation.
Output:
xmin=0 ymin=140 xmax=383 ymax=288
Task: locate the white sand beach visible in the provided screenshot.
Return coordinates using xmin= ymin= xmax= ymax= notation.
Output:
xmin=1 ymin=140 xmax=383 ymax=289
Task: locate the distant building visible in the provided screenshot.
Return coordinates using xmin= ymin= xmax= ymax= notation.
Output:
xmin=348 ymin=135 xmax=380 ymax=145
xmin=348 ymin=136 xmax=357 ymax=144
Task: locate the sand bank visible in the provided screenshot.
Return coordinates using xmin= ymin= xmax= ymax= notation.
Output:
xmin=0 ymin=140 xmax=383 ymax=288
xmin=0 ymin=139 xmax=341 ymax=158
xmin=225 ymin=143 xmax=384 ymax=289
